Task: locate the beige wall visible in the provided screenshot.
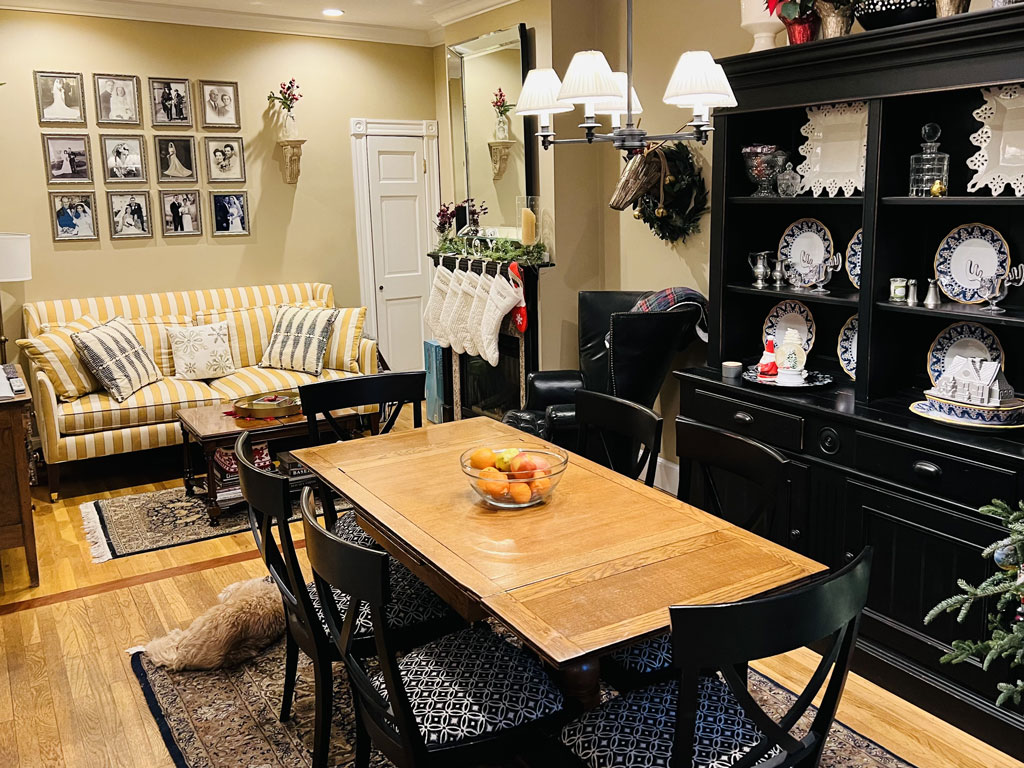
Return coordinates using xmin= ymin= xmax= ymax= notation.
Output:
xmin=0 ymin=9 xmax=436 ymax=360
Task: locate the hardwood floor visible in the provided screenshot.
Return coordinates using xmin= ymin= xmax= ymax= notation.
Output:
xmin=0 ymin=409 xmax=1020 ymax=768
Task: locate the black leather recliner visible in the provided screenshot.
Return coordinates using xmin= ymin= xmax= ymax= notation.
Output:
xmin=503 ymin=291 xmax=702 ymax=448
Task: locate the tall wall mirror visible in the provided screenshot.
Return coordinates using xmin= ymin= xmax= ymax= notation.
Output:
xmin=447 ymin=23 xmax=535 ymax=238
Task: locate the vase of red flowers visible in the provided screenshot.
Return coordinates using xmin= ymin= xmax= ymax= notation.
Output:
xmin=268 ymin=78 xmax=303 ymax=140
xmin=492 ymin=88 xmax=514 ymax=141
xmin=766 ymin=0 xmax=820 ymax=44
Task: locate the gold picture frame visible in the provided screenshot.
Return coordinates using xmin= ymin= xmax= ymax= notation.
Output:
xmin=41 ymin=133 xmax=93 ymax=184
xmin=34 ymin=70 xmax=87 ymax=125
xmin=93 ymin=73 xmax=142 ymax=126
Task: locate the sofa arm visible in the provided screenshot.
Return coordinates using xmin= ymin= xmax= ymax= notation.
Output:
xmin=526 ymin=370 xmax=584 ymax=410
xmin=32 ymin=369 xmax=63 ymax=464
xmin=358 ymin=337 xmax=379 ymax=375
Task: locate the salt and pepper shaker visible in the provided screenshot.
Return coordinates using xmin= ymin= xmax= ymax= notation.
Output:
xmin=924 ymin=278 xmax=942 ymax=308
xmin=906 ymin=279 xmax=919 ymax=306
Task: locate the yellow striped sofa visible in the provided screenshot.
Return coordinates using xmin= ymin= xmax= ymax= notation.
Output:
xmin=21 ymin=282 xmax=378 ymax=500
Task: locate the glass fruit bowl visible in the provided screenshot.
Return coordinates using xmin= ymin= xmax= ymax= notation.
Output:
xmin=460 ymin=445 xmax=569 ymax=509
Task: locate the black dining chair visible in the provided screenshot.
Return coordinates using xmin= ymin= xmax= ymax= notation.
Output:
xmin=561 ymin=548 xmax=873 ymax=768
xmin=236 ymin=432 xmax=458 ymax=768
xmin=300 ymin=488 xmax=567 ymax=768
xmin=575 ymin=390 xmax=663 ymax=487
xmin=299 ymin=370 xmax=426 ymax=529
xmin=604 ymin=418 xmax=792 ymax=689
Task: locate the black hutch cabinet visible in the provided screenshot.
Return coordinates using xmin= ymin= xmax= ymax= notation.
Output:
xmin=676 ymin=7 xmax=1024 ymax=755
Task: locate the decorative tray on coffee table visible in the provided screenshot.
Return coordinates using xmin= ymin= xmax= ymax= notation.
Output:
xmin=233 ymin=389 xmax=302 ymax=419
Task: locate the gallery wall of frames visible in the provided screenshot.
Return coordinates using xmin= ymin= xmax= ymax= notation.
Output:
xmin=34 ymin=70 xmax=251 ymax=242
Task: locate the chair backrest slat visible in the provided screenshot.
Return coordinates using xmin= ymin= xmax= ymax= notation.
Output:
xmin=575 ymin=390 xmax=663 ymax=487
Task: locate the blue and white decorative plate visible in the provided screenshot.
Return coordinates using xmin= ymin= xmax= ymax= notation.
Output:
xmin=743 ymin=368 xmax=834 ymax=388
xmin=934 ymin=223 xmax=1011 ymax=304
xmin=846 ymin=229 xmax=862 ymax=289
xmin=910 ymin=400 xmax=1024 ymax=431
xmin=926 ymin=321 xmax=1004 ymax=385
xmin=778 ymin=218 xmax=834 ymax=288
xmin=762 ymin=300 xmax=815 ymax=352
xmin=838 ymin=314 xmax=858 ymax=380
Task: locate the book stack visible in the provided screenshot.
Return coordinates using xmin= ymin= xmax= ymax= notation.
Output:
xmin=277 ymin=450 xmax=317 ymax=491
xmin=213 ymin=442 xmax=271 ymax=506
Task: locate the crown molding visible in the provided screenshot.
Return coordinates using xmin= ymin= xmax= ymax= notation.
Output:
xmin=432 ymin=0 xmax=518 ymax=27
xmin=0 ymin=0 xmax=438 ymax=47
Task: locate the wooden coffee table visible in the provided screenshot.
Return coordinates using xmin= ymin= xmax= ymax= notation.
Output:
xmin=177 ymin=403 xmax=361 ymax=523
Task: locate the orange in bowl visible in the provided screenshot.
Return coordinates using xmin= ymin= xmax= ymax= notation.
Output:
xmin=460 ymin=445 xmax=568 ymax=509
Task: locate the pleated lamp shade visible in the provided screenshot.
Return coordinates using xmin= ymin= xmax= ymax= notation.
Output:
xmin=557 ymin=50 xmax=621 ymax=110
xmin=515 ymin=69 xmax=575 ymax=117
xmin=594 ymin=72 xmax=643 ymax=116
xmin=662 ymin=51 xmax=737 ymax=108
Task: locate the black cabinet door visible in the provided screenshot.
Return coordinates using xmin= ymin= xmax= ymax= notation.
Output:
xmin=843 ymin=480 xmax=1024 ymax=719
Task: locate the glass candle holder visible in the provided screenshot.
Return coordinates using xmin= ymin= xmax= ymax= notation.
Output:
xmin=517 ymin=195 xmax=541 ymax=246
xmin=889 ymin=277 xmax=908 ymax=303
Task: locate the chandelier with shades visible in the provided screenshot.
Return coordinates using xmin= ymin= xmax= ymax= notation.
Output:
xmin=514 ymin=0 xmax=737 ymax=155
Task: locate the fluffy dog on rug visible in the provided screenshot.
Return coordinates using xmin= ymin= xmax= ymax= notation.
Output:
xmin=142 ymin=577 xmax=285 ymax=671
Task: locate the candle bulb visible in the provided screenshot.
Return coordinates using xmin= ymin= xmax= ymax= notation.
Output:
xmin=521 ymin=207 xmax=537 ymax=246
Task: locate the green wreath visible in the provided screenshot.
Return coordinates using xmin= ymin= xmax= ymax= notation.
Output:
xmin=633 ymin=142 xmax=709 ymax=244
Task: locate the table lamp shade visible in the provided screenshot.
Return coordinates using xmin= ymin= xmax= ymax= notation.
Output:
xmin=663 ymin=51 xmax=738 ymax=108
xmin=0 ymin=234 xmax=31 ymax=283
xmin=515 ymin=69 xmax=575 ymax=116
xmin=594 ymin=72 xmax=643 ymax=116
xmin=557 ymin=50 xmax=620 ymax=105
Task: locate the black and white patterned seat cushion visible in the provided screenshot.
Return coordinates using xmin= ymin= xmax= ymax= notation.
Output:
xmin=561 ymin=676 xmax=775 ymax=768
xmin=608 ymin=633 xmax=673 ymax=675
xmin=332 ymin=510 xmax=378 ymax=549
xmin=369 ymin=626 xmax=564 ymax=749
xmin=307 ymin=556 xmax=449 ymax=639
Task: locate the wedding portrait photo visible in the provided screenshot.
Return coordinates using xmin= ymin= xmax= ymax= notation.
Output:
xmin=108 ymin=191 xmax=152 ymax=239
xmin=148 ymin=77 xmax=192 ymax=127
xmin=34 ymin=71 xmax=86 ymax=124
xmin=49 ymin=192 xmax=97 ymax=241
xmin=41 ymin=134 xmax=92 ymax=184
xmin=211 ymin=191 xmax=248 ymax=236
xmin=204 ymin=137 xmax=245 ymax=183
xmin=199 ymin=80 xmax=240 ymax=129
xmin=160 ymin=191 xmax=201 ymax=237
xmin=100 ymin=135 xmax=146 ymax=182
xmin=93 ymin=74 xmax=141 ymax=125
xmin=155 ymin=136 xmax=197 ymax=182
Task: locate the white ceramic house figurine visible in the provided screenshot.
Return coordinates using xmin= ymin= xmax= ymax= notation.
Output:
xmin=927 ymin=355 xmax=1016 ymax=407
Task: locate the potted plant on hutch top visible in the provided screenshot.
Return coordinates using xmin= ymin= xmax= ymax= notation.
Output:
xmin=766 ymin=0 xmax=820 ymax=43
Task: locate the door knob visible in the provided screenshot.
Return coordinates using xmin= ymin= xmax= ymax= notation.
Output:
xmin=378 ymin=285 xmax=384 ymax=292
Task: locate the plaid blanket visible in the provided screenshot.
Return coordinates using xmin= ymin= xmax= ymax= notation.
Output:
xmin=605 ymin=287 xmax=708 ymax=347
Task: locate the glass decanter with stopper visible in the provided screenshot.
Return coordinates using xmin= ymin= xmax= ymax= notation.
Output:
xmin=909 ymin=123 xmax=950 ymax=197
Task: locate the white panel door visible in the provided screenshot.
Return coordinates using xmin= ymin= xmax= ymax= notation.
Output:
xmin=366 ymin=134 xmax=432 ymax=372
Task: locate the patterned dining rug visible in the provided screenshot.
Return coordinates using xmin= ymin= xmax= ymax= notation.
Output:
xmin=81 ymin=486 xmax=350 ymax=562
xmin=131 ymin=638 xmax=917 ymax=768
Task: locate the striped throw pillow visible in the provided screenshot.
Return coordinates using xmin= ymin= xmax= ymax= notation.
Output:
xmin=71 ymin=317 xmax=162 ymax=403
xmin=259 ymin=306 xmax=340 ymax=375
xmin=323 ymin=307 xmax=367 ymax=374
xmin=16 ymin=316 xmax=101 ymax=401
xmin=126 ymin=315 xmax=193 ymax=376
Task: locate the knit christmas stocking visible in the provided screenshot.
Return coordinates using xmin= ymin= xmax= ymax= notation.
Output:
xmin=468 ymin=272 xmax=495 ymax=357
xmin=450 ymin=271 xmax=480 ymax=355
xmin=479 ymin=274 xmax=523 ymax=366
xmin=423 ymin=265 xmax=453 ymax=344
xmin=436 ymin=269 xmax=465 ymax=349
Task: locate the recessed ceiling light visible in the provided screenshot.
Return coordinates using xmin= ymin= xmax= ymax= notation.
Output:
xmin=322 ymin=8 xmax=344 ymax=16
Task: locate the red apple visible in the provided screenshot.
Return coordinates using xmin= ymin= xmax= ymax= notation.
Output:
xmin=508 ymin=454 xmax=538 ymax=479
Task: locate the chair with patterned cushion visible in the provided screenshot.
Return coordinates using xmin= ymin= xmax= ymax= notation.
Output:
xmin=561 ymin=548 xmax=872 ymax=768
xmin=299 ymin=370 xmax=426 ymax=529
xmin=300 ymin=490 xmax=567 ymax=768
xmin=575 ymin=390 xmax=663 ymax=487
xmin=236 ymin=433 xmax=460 ymax=768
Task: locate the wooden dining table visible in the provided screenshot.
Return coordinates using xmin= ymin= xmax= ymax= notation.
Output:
xmin=293 ymin=417 xmax=825 ymax=707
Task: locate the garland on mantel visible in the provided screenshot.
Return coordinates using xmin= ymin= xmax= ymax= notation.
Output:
xmin=632 ymin=142 xmax=709 ymax=244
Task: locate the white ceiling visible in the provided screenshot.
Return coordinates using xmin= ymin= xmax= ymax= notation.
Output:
xmin=1 ymin=0 xmax=517 ymax=46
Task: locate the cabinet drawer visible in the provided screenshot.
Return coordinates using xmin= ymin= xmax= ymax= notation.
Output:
xmin=688 ymin=390 xmax=803 ymax=451
xmin=855 ymin=433 xmax=1017 ymax=509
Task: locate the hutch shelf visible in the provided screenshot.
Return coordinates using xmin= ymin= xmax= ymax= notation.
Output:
xmin=677 ymin=6 xmax=1024 ymax=756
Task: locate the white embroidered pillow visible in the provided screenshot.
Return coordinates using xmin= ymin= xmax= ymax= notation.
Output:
xmin=168 ymin=322 xmax=237 ymax=380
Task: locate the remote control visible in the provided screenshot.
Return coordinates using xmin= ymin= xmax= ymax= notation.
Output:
xmin=1 ymin=364 xmax=14 ymax=378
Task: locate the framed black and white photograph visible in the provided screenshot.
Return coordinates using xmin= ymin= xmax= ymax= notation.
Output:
xmin=160 ymin=191 xmax=202 ymax=237
xmin=34 ymin=71 xmax=86 ymax=124
xmin=93 ymin=74 xmax=141 ymax=125
xmin=155 ymin=136 xmax=197 ymax=182
xmin=41 ymin=134 xmax=92 ymax=184
xmin=210 ymin=191 xmax=249 ymax=236
xmin=100 ymin=134 xmax=147 ymax=182
xmin=204 ymin=137 xmax=246 ymax=183
xmin=148 ymin=77 xmax=192 ymax=127
xmin=199 ymin=80 xmax=240 ymax=129
xmin=49 ymin=192 xmax=98 ymax=241
xmin=107 ymin=191 xmax=152 ymax=239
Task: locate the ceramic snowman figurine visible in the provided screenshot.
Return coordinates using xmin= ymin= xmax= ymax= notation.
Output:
xmin=757 ymin=338 xmax=778 ymax=380
xmin=775 ymin=328 xmax=808 ymax=386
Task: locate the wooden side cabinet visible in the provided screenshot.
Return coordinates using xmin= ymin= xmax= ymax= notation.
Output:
xmin=0 ymin=364 xmax=37 ymax=587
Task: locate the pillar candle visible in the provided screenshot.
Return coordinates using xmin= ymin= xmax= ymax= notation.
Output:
xmin=520 ymin=207 xmax=537 ymax=246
